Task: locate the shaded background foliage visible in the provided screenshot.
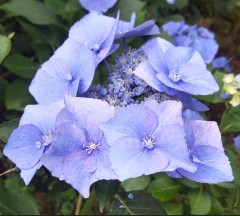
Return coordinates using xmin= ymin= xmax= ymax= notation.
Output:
xmin=0 ymin=0 xmax=240 ymax=215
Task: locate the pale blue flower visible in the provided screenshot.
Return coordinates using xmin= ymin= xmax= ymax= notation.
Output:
xmin=3 ymin=101 xmax=64 ymax=184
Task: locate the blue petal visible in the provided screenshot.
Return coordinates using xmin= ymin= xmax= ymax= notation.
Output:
xmin=174 ymin=92 xmax=209 ymax=112
xmin=179 ymin=145 xmax=233 ymax=183
xmin=79 ymin=0 xmax=117 ymax=13
xmin=20 ymin=162 xmax=42 ymax=185
xmin=96 ymin=12 xmax=119 ymax=64
xmin=183 ymin=109 xmax=203 ymax=121
xmin=154 ymin=125 xmax=197 ymax=173
xmin=41 ymin=123 xmax=86 ymax=179
xmin=69 ymin=12 xmax=116 ymax=50
xmin=133 ymin=61 xmax=165 ymax=93
xmin=62 ymin=151 xmax=97 ymax=198
xmin=157 ymin=63 xmax=219 ymax=95
xmin=29 ymin=59 xmax=79 ymax=104
xmin=166 ymin=171 xmax=182 ymax=178
xmin=3 ymin=125 xmax=44 ymax=170
xmin=141 ymin=38 xmax=173 ymax=73
xmin=52 ymin=38 xmax=96 ymax=93
xmin=121 ymin=20 xmax=160 ymax=39
xmin=163 ymin=46 xmax=195 ymax=71
xmin=187 ymin=120 xmax=224 ymax=151
xmin=101 ymin=103 xmax=158 ymax=143
xmin=191 ymin=37 xmax=219 ymax=63
xmin=213 ymin=56 xmax=229 ymax=69
xmin=109 ymin=136 xmax=169 ymax=181
xmin=20 ymin=101 xmax=64 ymax=133
xmin=115 ymin=13 xmax=136 ymax=39
xmin=144 ymin=100 xmax=183 ymax=128
xmin=64 ymin=96 xmax=115 ymax=127
xmin=162 ymin=21 xmax=185 ymax=36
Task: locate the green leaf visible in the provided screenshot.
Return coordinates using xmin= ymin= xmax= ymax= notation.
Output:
xmin=162 ymin=202 xmax=183 ymax=215
xmin=196 ymin=71 xmax=225 ymax=104
xmin=0 ymin=0 xmax=60 ymax=25
xmin=121 ymin=176 xmax=150 ymax=192
xmin=44 ymin=0 xmax=66 ymax=16
xmin=108 ymin=0 xmax=145 ymax=21
xmin=173 ymin=0 xmax=189 ymax=9
xmin=210 ymin=196 xmax=223 ymax=215
xmin=188 ymin=188 xmax=211 ymax=215
xmin=0 ymin=181 xmax=39 ymax=215
xmin=4 ymin=79 xmax=35 ymax=111
xmin=220 ymin=107 xmax=240 ymax=133
xmin=95 ymin=180 xmax=121 ymax=212
xmin=178 ymin=178 xmax=201 ymax=189
xmin=0 ymin=35 xmax=11 ymax=64
xmin=217 ymin=182 xmax=237 ymax=189
xmin=110 ymin=191 xmax=166 ymax=215
xmin=148 ymin=176 xmax=179 ymax=202
xmin=3 ymin=54 xmax=39 ymax=79
xmin=0 ymin=118 xmax=19 ymax=143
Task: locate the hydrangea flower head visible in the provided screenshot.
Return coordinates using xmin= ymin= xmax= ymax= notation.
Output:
xmin=163 ymin=21 xmax=219 ymax=63
xmin=79 ymin=0 xmax=117 ymax=13
xmin=69 ymin=12 xmax=120 ymax=65
xmin=29 ymin=38 xmax=96 ymax=104
xmin=101 ymin=100 xmax=196 ymax=181
xmin=41 ymin=96 xmax=117 ymax=198
xmin=3 ymin=101 xmax=64 ymax=184
xmin=115 ymin=13 xmax=160 ymax=40
xmin=134 ymin=37 xmax=219 ymax=96
xmin=168 ymin=119 xmax=233 ymax=183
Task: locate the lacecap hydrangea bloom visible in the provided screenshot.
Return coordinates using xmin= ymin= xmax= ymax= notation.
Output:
xmin=3 ymin=10 xmax=234 ymax=198
xmin=163 ymin=21 xmax=219 ymax=63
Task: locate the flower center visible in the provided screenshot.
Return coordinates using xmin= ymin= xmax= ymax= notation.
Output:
xmin=168 ymin=69 xmax=181 ymax=82
xmin=36 ymin=132 xmax=52 ymax=149
xmin=85 ymin=141 xmax=101 ymax=154
xmin=142 ymin=135 xmax=155 ymax=149
xmin=93 ymin=44 xmax=101 ymax=52
xmin=66 ymin=73 xmax=73 ymax=81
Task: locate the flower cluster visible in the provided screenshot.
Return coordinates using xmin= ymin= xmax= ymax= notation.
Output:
xmin=163 ymin=21 xmax=219 ymax=63
xmin=222 ymin=73 xmax=240 ymax=106
xmin=3 ymin=6 xmax=233 ymax=198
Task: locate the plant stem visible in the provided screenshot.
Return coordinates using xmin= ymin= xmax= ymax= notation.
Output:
xmin=0 ymin=167 xmax=17 ymax=177
xmin=233 ymin=187 xmax=240 ymax=211
xmin=80 ymin=190 xmax=96 ymax=215
xmin=75 ymin=194 xmax=83 ymax=215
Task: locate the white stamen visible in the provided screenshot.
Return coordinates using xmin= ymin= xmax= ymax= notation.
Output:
xmin=93 ymin=44 xmax=100 ymax=52
xmin=168 ymin=69 xmax=181 ymax=82
xmin=192 ymin=155 xmax=201 ymax=163
xmin=66 ymin=73 xmax=73 ymax=81
xmin=142 ymin=134 xmax=155 ymax=149
xmin=85 ymin=141 xmax=100 ymax=154
xmin=42 ymin=132 xmax=52 ymax=146
xmin=36 ymin=141 xmax=42 ymax=149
